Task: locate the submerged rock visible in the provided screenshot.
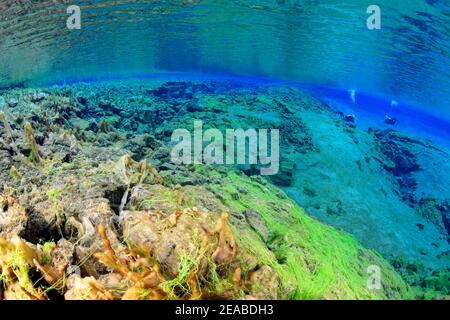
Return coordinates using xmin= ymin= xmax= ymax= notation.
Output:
xmin=31 ymin=91 xmax=48 ymax=103
xmin=243 ymin=208 xmax=269 ymax=242
xmin=0 ymin=82 xmax=430 ymax=300
xmin=270 ymin=161 xmax=295 ymax=186
xmin=373 ymin=129 xmax=422 ymax=176
xmin=416 ymin=198 xmax=450 ymax=236
xmin=0 ymin=195 xmax=27 ymax=239
xmin=146 ymin=81 xmax=213 ymax=100
xmin=7 ymin=98 xmax=18 ymax=108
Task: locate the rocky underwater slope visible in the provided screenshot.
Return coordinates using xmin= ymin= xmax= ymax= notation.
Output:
xmin=0 ymin=80 xmax=447 ymax=299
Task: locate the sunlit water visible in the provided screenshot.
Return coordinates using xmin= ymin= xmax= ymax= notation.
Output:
xmin=0 ymin=1 xmax=449 ymax=119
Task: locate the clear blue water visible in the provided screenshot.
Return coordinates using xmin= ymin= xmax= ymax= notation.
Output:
xmin=0 ymin=0 xmax=449 ymax=119
xmin=1 ymin=2 xmax=450 ymax=298
xmin=306 ymin=84 xmax=450 ymax=148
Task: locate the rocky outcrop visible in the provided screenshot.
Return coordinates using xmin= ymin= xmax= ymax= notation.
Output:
xmin=415 ymin=198 xmax=450 ymax=236
xmin=372 ymin=129 xmax=422 ymax=176
xmin=0 ymin=82 xmax=426 ymax=300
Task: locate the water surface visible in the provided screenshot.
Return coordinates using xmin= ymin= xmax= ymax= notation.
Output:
xmin=0 ymin=0 xmax=449 ymax=118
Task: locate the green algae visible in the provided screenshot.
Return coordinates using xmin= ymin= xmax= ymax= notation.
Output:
xmin=47 ymin=188 xmax=65 ymax=236
xmin=24 ymin=122 xmax=42 ymax=165
xmin=0 ymin=237 xmax=46 ymax=299
xmin=160 ymin=252 xmax=200 ymax=299
xmin=132 ymin=164 xmax=412 ymax=299
xmin=9 ymin=166 xmax=22 ymax=181
xmin=392 ymin=257 xmax=449 ymax=299
xmin=208 ymin=172 xmax=412 ymax=299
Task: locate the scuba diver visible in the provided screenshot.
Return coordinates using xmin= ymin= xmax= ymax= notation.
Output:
xmin=385 ymin=99 xmax=399 ymax=125
xmin=344 ymin=114 xmax=356 ymax=123
xmin=385 ymin=115 xmax=397 ymax=125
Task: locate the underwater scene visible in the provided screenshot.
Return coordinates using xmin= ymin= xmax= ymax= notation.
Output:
xmin=0 ymin=0 xmax=449 ymax=301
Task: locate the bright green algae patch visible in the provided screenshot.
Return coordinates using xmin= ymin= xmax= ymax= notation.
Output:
xmin=207 ymin=171 xmax=412 ymax=299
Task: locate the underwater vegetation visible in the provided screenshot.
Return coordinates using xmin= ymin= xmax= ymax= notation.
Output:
xmin=0 ymin=80 xmax=448 ymax=300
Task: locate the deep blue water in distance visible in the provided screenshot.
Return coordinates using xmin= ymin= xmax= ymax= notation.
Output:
xmin=42 ymin=69 xmax=450 ymax=149
xmin=306 ymin=84 xmax=450 ymax=148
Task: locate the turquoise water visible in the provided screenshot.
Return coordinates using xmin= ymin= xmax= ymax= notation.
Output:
xmin=0 ymin=0 xmax=449 ymax=117
xmin=0 ymin=1 xmax=450 ymax=299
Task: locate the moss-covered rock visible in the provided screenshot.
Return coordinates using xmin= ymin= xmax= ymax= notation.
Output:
xmin=206 ymin=171 xmax=412 ymax=299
